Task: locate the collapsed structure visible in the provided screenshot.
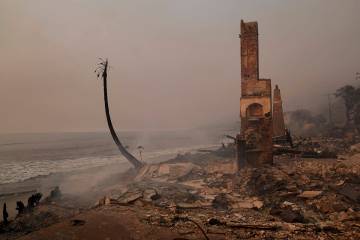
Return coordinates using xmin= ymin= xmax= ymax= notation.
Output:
xmin=273 ymin=85 xmax=286 ymax=137
xmin=236 ymin=20 xmax=273 ymax=168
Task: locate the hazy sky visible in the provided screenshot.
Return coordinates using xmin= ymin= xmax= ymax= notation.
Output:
xmin=0 ymin=0 xmax=359 ymax=133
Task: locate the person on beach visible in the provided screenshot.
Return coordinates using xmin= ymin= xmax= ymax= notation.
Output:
xmin=27 ymin=192 xmax=42 ymax=210
xmin=16 ymin=201 xmax=25 ymax=215
xmin=3 ymin=203 xmax=9 ymax=224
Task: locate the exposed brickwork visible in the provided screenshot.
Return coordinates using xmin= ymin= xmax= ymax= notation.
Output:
xmin=238 ymin=20 xmax=273 ymax=168
xmin=241 ymin=21 xmax=259 ymax=82
xmin=273 ymin=85 xmax=286 ymax=137
xmin=243 ymin=116 xmax=273 ymax=167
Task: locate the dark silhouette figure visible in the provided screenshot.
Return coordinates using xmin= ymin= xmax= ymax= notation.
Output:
xmin=49 ymin=186 xmax=62 ymax=200
xmin=3 ymin=203 xmax=8 ymax=224
xmin=16 ymin=201 xmax=25 ymax=215
xmin=95 ymin=59 xmax=143 ymax=169
xmin=27 ymin=193 xmax=42 ymax=209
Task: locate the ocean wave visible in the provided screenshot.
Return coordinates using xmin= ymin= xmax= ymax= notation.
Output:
xmin=0 ymin=144 xmax=218 ymax=185
xmin=0 ymin=156 xmax=122 ymax=185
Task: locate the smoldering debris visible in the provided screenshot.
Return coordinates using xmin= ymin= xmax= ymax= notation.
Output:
xmin=89 ymin=144 xmax=360 ymax=239
xmin=274 ymin=136 xmax=341 ymax=159
xmin=0 ymin=142 xmax=359 ymax=239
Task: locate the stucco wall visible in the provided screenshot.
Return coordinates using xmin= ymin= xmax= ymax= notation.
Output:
xmin=240 ymin=97 xmax=271 ymax=118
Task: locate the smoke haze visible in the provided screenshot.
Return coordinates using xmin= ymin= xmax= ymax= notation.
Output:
xmin=0 ymin=0 xmax=359 ymax=133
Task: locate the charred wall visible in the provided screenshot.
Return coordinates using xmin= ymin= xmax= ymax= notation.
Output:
xmin=238 ymin=20 xmax=273 ymax=168
xmin=273 ymin=85 xmax=286 ymax=137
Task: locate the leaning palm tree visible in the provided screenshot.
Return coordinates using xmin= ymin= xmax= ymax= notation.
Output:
xmin=95 ymin=59 xmax=144 ymax=169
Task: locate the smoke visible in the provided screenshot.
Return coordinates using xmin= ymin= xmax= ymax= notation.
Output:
xmin=1 ymin=0 xmax=360 ymax=133
xmin=285 ymin=109 xmax=327 ymax=137
xmin=31 ymin=128 xmax=233 ymax=205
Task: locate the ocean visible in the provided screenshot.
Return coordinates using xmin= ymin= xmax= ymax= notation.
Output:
xmin=0 ymin=129 xmax=232 ymax=186
xmin=0 ymin=128 xmax=237 ymax=218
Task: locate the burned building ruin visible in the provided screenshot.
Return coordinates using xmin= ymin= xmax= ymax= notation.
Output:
xmin=236 ymin=20 xmax=273 ymax=168
xmin=273 ymin=85 xmax=286 ymax=137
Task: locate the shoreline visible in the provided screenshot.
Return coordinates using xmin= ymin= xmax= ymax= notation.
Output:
xmin=0 ymin=143 xmax=219 ymax=187
xmin=0 ymin=144 xmax=220 ymax=220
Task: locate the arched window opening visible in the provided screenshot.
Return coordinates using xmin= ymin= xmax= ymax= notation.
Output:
xmin=247 ymin=103 xmax=263 ymax=118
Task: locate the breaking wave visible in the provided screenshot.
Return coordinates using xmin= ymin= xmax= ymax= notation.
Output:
xmin=0 ymin=144 xmax=218 ymax=185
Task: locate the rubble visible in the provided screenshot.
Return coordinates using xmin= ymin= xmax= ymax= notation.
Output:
xmin=272 ymin=136 xmax=355 ymax=163
xmin=135 ymin=162 xmax=200 ymax=182
xmin=270 ymin=207 xmax=305 ymax=223
xmin=87 ymin=143 xmax=360 ymax=239
xmin=337 ymin=182 xmax=360 ymax=203
xmin=117 ymin=191 xmax=143 ymax=204
xmin=1 ymin=139 xmax=359 ymax=239
xmin=298 ymin=190 xmax=323 ymax=199
xmin=350 ymin=143 xmax=360 ymax=153
xmin=142 ymin=189 xmax=160 ymax=202
xmin=212 ymin=193 xmax=229 ymax=210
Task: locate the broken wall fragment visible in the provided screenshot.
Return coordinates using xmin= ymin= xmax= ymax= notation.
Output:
xmin=273 ymin=85 xmax=286 ymax=137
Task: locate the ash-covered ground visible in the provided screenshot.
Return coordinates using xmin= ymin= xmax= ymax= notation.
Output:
xmin=1 ymin=137 xmax=360 ymax=240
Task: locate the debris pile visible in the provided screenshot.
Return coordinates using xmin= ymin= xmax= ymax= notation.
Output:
xmin=1 ymin=144 xmax=359 ymax=239
xmin=274 ymin=136 xmax=351 ymax=159
xmin=93 ymin=150 xmax=360 ymax=239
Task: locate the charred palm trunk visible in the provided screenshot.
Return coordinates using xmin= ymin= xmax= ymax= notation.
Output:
xmin=99 ymin=59 xmax=144 ymax=169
